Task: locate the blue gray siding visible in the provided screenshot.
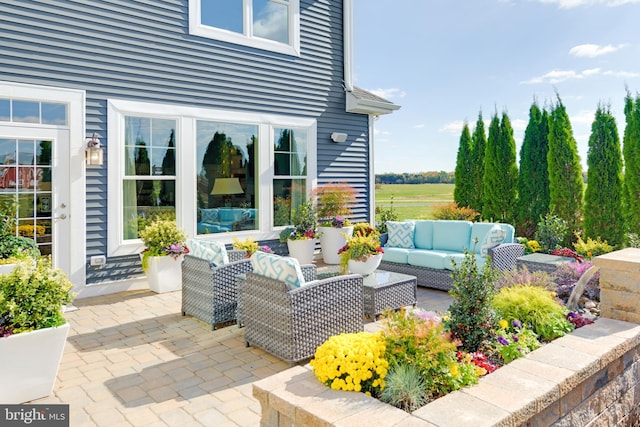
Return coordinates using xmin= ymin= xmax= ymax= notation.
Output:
xmin=0 ymin=0 xmax=370 ymax=283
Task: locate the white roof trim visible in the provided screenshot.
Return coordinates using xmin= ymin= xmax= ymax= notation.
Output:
xmin=346 ymin=91 xmax=401 ymax=115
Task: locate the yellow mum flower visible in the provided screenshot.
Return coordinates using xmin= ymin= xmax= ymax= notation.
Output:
xmin=499 ymin=319 xmax=508 ymax=329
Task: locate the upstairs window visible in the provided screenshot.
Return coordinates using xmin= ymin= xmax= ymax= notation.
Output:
xmin=189 ymin=0 xmax=300 ymax=56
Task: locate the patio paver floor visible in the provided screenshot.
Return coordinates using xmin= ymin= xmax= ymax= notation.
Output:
xmin=32 ymin=283 xmax=452 ymax=426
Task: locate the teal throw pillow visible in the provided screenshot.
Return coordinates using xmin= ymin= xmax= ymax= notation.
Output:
xmin=480 ymin=225 xmax=506 ymax=256
xmin=188 ymin=239 xmax=229 ymax=266
xmin=250 ymin=251 xmax=306 ymax=290
xmin=386 ymin=221 xmax=415 ymax=249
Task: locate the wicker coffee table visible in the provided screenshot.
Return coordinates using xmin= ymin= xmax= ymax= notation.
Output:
xmin=360 ymin=270 xmax=417 ymax=318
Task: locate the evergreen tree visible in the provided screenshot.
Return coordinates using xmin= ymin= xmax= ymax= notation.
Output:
xmin=584 ymin=105 xmax=624 ymax=246
xmin=547 ymin=95 xmax=584 ymax=244
xmin=469 ymin=112 xmax=487 ymax=213
xmin=622 ymin=92 xmax=640 ymax=234
xmin=453 ymin=122 xmax=474 ymax=208
xmin=517 ymin=102 xmax=550 ymax=238
xmin=482 ymin=112 xmax=518 ymax=223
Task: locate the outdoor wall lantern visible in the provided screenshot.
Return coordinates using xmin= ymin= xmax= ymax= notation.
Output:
xmin=85 ymin=133 xmax=104 ymax=167
xmin=330 ymin=132 xmax=348 ymax=143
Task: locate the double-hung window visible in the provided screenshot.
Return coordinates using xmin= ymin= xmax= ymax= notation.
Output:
xmin=189 ymin=0 xmax=300 ymax=56
xmin=108 ymin=100 xmax=316 ymax=256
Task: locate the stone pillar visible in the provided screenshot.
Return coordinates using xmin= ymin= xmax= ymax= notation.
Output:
xmin=592 ymin=248 xmax=640 ymax=323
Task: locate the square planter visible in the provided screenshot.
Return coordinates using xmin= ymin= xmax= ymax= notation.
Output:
xmin=0 ymin=322 xmax=70 ymax=404
xmin=145 ymin=255 xmax=184 ymax=293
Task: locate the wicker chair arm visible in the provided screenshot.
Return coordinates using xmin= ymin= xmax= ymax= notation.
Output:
xmin=488 ymin=243 xmax=525 ymax=272
xmin=228 ymin=250 xmax=247 ymax=263
xmin=299 ymin=264 xmax=318 ymax=282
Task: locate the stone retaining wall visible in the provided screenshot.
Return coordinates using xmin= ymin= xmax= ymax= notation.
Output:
xmin=253 ymin=249 xmax=640 ymax=426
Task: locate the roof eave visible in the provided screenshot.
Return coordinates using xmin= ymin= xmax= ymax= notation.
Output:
xmin=345 ymin=92 xmax=401 ymax=115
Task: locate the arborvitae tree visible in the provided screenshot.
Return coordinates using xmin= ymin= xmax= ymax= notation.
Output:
xmin=584 ymin=105 xmax=624 ymax=246
xmin=482 ymin=112 xmax=518 ymax=223
xmin=517 ymin=102 xmax=550 ymax=238
xmin=469 ymin=112 xmax=487 ymax=214
xmin=454 ymin=122 xmax=474 ymax=208
xmin=547 ymin=95 xmax=584 ymax=244
xmin=623 ymin=92 xmax=640 ymax=235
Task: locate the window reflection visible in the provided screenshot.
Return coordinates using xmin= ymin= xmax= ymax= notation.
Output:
xmin=253 ymin=0 xmax=289 ymax=44
xmin=196 ymin=120 xmax=257 ymax=235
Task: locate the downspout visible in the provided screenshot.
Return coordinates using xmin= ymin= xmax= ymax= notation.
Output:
xmin=343 ymin=0 xmax=353 ymax=92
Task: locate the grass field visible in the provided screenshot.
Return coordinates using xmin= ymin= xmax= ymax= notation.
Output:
xmin=375 ymin=183 xmax=454 ymax=221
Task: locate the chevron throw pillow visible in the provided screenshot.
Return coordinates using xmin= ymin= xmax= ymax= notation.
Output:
xmin=250 ymin=251 xmax=305 ymax=290
xmin=188 ymin=239 xmax=229 ymax=267
xmin=386 ymin=221 xmax=415 ymax=249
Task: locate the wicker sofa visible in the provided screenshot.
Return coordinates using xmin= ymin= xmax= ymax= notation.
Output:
xmin=181 ymin=249 xmax=251 ymax=330
xmin=242 ymin=253 xmax=364 ymax=364
xmin=380 ymin=220 xmax=524 ymax=291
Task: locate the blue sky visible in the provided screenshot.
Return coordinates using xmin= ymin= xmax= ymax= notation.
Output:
xmin=353 ymin=0 xmax=640 ymax=173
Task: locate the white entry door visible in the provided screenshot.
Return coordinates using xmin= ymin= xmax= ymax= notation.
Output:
xmin=0 ymin=81 xmax=86 ymax=289
xmin=0 ymin=126 xmax=71 ymax=273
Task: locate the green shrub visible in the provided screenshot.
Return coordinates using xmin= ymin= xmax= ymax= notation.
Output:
xmin=626 ymin=233 xmax=640 ymax=248
xmin=496 ymin=265 xmax=556 ymax=292
xmin=382 ymin=309 xmax=480 ymax=402
xmin=447 ymin=251 xmax=499 ymax=352
xmin=432 ymin=202 xmax=480 ymax=221
xmin=493 ymin=285 xmax=573 ymax=341
xmin=0 ymin=257 xmax=75 ymax=334
xmin=573 ymin=234 xmax=613 ymax=258
xmin=379 ymin=363 xmax=429 ymax=413
xmin=534 ymin=213 xmax=568 ymax=252
xmin=375 ymin=196 xmax=399 ymax=234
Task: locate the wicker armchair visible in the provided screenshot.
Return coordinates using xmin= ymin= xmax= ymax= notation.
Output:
xmin=242 ymin=270 xmax=364 ymax=364
xmin=181 ymin=250 xmax=251 ymax=330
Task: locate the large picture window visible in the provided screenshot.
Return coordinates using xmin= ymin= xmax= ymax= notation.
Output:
xmin=107 ymin=100 xmax=316 ymax=256
xmin=196 ymin=120 xmax=257 ymax=235
xmin=189 ymin=0 xmax=300 ymax=56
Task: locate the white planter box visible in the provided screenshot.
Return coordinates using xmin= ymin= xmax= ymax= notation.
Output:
xmin=287 ymin=239 xmax=316 ymax=265
xmin=145 ymin=255 xmax=184 ymax=293
xmin=0 ymin=263 xmax=18 ymax=275
xmin=318 ymin=226 xmax=354 ymax=264
xmin=0 ymin=322 xmax=69 ymax=404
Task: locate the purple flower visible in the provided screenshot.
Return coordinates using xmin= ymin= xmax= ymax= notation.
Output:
xmin=497 ymin=336 xmax=509 ymax=346
xmin=512 ymin=319 xmax=521 ymax=329
xmin=512 ymin=335 xmax=519 ymax=343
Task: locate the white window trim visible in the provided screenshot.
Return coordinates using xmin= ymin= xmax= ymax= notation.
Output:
xmin=188 ymin=0 xmax=301 ymax=57
xmin=107 ymin=98 xmax=316 ymax=256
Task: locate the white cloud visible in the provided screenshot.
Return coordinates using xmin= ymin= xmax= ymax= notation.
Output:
xmin=603 ymin=70 xmax=640 ymax=78
xmin=538 ymin=0 xmax=640 ymax=8
xmin=571 ymin=110 xmax=596 ymax=125
xmin=510 ymin=119 xmax=528 ymax=133
xmin=522 ymin=69 xmax=590 ymax=84
xmin=368 ymin=88 xmax=406 ymax=100
xmin=439 ymin=120 xmax=465 ymax=134
xmin=523 ymin=67 xmax=638 ymax=84
xmin=414 ymin=124 xmax=425 ymax=129
xmin=569 ymin=43 xmax=626 ymax=57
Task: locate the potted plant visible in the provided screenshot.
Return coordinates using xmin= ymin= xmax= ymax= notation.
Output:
xmin=279 ymin=199 xmax=317 ymax=265
xmin=0 ymin=256 xmax=75 ymax=403
xmin=232 ymin=237 xmax=274 ymax=258
xmin=338 ymin=223 xmax=384 ymax=275
xmin=0 ymin=200 xmax=41 ymax=274
xmin=139 ymin=219 xmax=190 ymax=293
xmin=315 ymin=183 xmax=356 ymax=264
